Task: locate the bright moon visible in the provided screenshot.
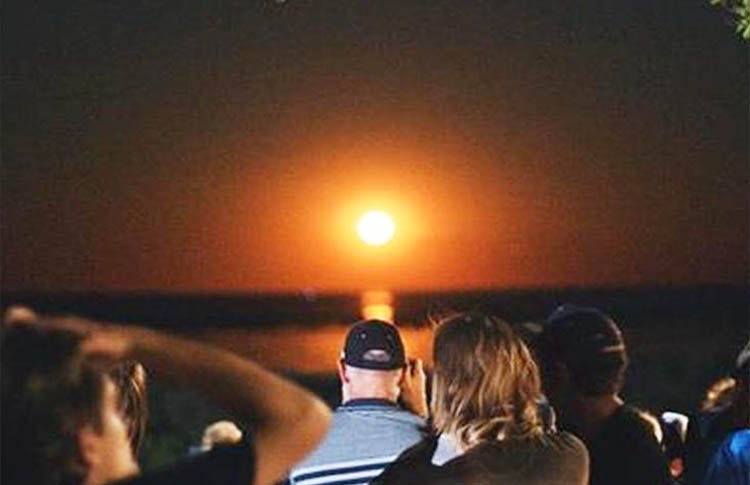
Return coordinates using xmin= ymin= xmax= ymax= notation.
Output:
xmin=357 ymin=210 xmax=396 ymax=246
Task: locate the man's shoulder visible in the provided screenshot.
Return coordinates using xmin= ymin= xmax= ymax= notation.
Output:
xmin=378 ymin=434 xmax=588 ymax=485
xmin=332 ymin=402 xmax=425 ymax=425
xmin=702 ymin=430 xmax=750 ymax=485
xmin=289 ymin=404 xmax=426 ymax=484
xmin=474 ymin=432 xmax=588 ymax=470
xmin=601 ymin=405 xmax=658 ymax=441
xmin=592 ymin=405 xmax=664 ymax=457
xmin=303 ymin=404 xmax=425 ymax=456
xmin=719 ymin=429 xmax=750 ymax=460
xmin=541 ymin=430 xmax=589 ymax=458
xmin=590 ymin=405 xmax=671 ymax=485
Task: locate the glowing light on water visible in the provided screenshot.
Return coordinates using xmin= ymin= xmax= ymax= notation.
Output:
xmin=360 ymin=290 xmax=394 ymax=322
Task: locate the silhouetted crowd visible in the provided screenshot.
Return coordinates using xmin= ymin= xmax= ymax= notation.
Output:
xmin=2 ymin=304 xmax=748 ymax=485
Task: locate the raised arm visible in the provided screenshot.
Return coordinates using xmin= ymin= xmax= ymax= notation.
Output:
xmin=58 ymin=317 xmax=331 ymax=485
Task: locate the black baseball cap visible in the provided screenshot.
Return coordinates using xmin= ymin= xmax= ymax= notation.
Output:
xmin=342 ymin=319 xmax=406 ymax=370
xmin=539 ymin=304 xmax=627 ymax=369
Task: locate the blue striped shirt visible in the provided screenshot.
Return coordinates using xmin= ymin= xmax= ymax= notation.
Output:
xmin=289 ymin=399 xmax=426 ymax=485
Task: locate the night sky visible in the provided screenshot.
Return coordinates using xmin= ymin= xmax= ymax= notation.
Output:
xmin=2 ymin=0 xmax=748 ymax=292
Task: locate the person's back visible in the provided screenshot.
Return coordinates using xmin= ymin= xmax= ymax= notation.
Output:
xmin=290 ymin=400 xmax=425 ymax=484
xmin=374 ymin=313 xmax=588 ymax=485
xmin=685 ymin=339 xmax=750 ymax=485
xmin=586 ymin=404 xmax=672 ymax=485
xmin=289 ymin=320 xmax=427 ymax=485
xmin=534 ymin=304 xmax=671 ymax=485
xmin=701 ymin=429 xmax=750 ymax=485
xmin=684 ymin=403 xmax=736 ymax=484
xmin=375 ymin=432 xmax=587 ymax=485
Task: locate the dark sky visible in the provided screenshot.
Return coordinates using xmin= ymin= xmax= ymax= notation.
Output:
xmin=2 ymin=0 xmax=748 ymax=292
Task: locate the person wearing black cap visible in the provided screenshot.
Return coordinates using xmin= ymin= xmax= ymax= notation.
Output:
xmin=534 ymin=305 xmax=672 ymax=485
xmin=288 ymin=319 xmax=428 ymax=485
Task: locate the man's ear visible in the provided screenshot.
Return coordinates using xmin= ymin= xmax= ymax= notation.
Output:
xmin=78 ymin=425 xmax=101 ymax=469
xmin=336 ymin=359 xmax=349 ymax=384
xmin=395 ymin=366 xmax=406 ymax=386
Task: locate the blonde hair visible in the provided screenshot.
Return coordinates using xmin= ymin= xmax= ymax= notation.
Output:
xmin=431 ymin=313 xmax=543 ymax=449
xmin=701 ymin=377 xmax=737 ymax=412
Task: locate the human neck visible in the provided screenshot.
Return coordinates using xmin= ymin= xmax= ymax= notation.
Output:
xmin=341 ymin=392 xmax=398 ymax=404
xmin=342 ymin=387 xmax=398 ymax=404
xmin=561 ymin=394 xmax=623 ymax=441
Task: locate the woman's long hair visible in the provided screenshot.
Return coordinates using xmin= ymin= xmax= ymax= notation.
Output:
xmin=431 ymin=312 xmax=544 ymax=450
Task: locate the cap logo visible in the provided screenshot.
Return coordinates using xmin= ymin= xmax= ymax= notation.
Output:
xmin=343 ymin=319 xmax=406 ymax=369
xmin=599 ymin=344 xmax=626 ymax=353
xmin=362 ymin=349 xmax=392 ymax=363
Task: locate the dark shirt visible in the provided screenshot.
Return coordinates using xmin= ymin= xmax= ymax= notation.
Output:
xmin=684 ymin=407 xmax=740 ymax=485
xmin=372 ymin=431 xmax=589 ymax=485
xmin=586 ymin=405 xmax=672 ymax=485
xmin=112 ymin=438 xmax=255 ymax=485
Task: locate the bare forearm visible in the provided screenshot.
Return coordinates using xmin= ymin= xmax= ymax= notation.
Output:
xmin=35 ymin=314 xmax=330 ymax=485
xmin=125 ymin=328 xmax=309 ymax=424
xmin=115 ymin=326 xmax=331 ymax=485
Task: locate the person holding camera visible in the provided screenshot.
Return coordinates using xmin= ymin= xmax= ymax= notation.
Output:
xmin=288 ymin=319 xmax=428 ymax=485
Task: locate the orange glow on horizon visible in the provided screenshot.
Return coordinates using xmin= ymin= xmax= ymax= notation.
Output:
xmin=360 ymin=290 xmax=395 ymax=322
xmin=200 ymin=324 xmax=435 ymax=374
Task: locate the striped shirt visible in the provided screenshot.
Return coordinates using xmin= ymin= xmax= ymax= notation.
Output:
xmin=289 ymin=399 xmax=426 ymax=485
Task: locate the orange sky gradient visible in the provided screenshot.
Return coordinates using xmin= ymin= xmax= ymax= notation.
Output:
xmin=4 ymin=121 xmax=745 ymax=293
xmin=2 ymin=2 xmax=746 ymax=293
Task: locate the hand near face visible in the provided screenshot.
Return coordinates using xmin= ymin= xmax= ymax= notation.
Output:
xmin=2 ymin=305 xmax=38 ymax=326
xmin=4 ymin=309 xmax=138 ymax=363
xmin=400 ymin=358 xmax=429 ymax=419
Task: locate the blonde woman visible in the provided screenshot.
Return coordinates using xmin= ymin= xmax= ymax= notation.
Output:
xmin=374 ymin=312 xmax=588 ymax=484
